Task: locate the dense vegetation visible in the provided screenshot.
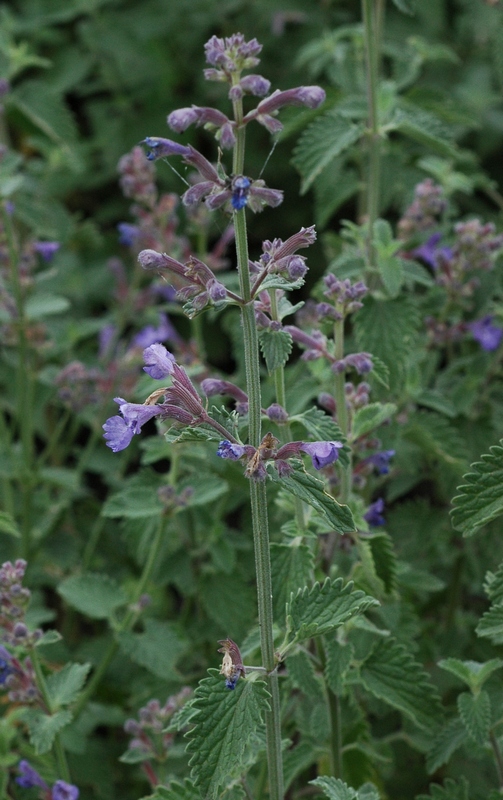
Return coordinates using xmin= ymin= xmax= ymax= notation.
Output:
xmin=2 ymin=2 xmax=503 ymax=800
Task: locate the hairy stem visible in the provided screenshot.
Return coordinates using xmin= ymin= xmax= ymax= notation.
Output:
xmin=361 ymin=0 xmax=382 ymax=278
xmin=232 ymin=105 xmax=284 ymax=799
xmin=31 ymin=649 xmax=71 ymax=782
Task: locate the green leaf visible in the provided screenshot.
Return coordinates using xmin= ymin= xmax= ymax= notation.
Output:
xmin=259 ymin=328 xmax=293 ymax=373
xmin=199 ymin=572 xmax=255 ymax=641
xmin=139 ymin=781 xmax=201 ymax=800
xmin=269 ymin=464 xmax=355 ymax=533
xmin=58 ymin=573 xmax=128 ymax=620
xmin=286 ymin=651 xmax=324 ymax=700
xmin=186 ymin=671 xmax=270 ymax=799
xmin=426 ymin=717 xmax=468 ymax=773
xmin=102 ymin=485 xmax=163 ymax=519
xmin=35 ymin=630 xmax=62 ymax=647
xmin=9 ymin=80 xmax=78 ymax=152
xmin=270 ymin=542 xmax=314 ymax=625
xmin=0 ymin=511 xmax=20 ymax=537
xmin=378 ymin=256 xmax=404 ymax=298
xmin=293 ymin=407 xmax=349 ymax=468
xmin=393 ymin=105 xmax=457 ymax=158
xmin=451 ymin=441 xmax=503 ymax=536
xmin=360 ymin=638 xmax=443 ymax=730
xmin=457 ymin=690 xmax=490 ymax=746
xmin=404 ymin=411 xmax=465 ymax=467
xmin=438 ymin=658 xmax=503 ymax=692
xmin=310 ymin=776 xmax=372 ymax=800
xmin=367 ymin=532 xmax=397 ymax=594
xmin=24 ymin=709 xmax=73 ymax=754
xmin=324 ymin=637 xmax=354 ymax=695
xmin=391 ymin=0 xmax=416 ymax=14
xmin=416 ymin=778 xmax=470 ymax=800
xmin=351 ymin=403 xmax=397 ymax=441
xmin=118 ymin=620 xmax=187 ymax=680
xmin=354 ymin=296 xmax=419 ymax=391
xmin=25 ymin=294 xmax=70 ymax=319
xmin=282 ymin=578 xmax=378 ymax=653
xmin=46 ymin=663 xmax=92 ymax=708
xmin=292 ymin=110 xmax=365 ymax=193
xmin=476 ymin=604 xmax=503 ymax=644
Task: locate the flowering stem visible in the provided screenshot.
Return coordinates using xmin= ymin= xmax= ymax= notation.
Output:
xmin=333 ymin=313 xmax=351 ymax=504
xmin=232 ymin=109 xmax=284 ymax=799
xmin=361 ymin=0 xmax=382 ymax=277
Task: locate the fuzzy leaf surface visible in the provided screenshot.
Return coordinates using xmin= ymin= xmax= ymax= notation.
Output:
xmin=292 ymin=110 xmax=365 ymax=193
xmin=118 ymin=620 xmax=187 ymax=680
xmin=416 ymin=778 xmax=470 ymax=800
xmin=360 ymin=638 xmax=443 ymax=730
xmin=24 ymin=709 xmax=73 ymax=754
xmin=46 ymin=663 xmax=92 ymax=708
xmin=283 ymin=578 xmax=378 ymax=652
xmin=310 ymin=776 xmax=379 ymax=800
xmin=58 ymin=573 xmax=128 ymax=619
xmin=451 ymin=442 xmax=503 ymax=536
xmin=438 ymin=658 xmax=503 ymax=692
xmin=426 ymin=717 xmax=468 ymax=773
xmin=457 ymin=690 xmax=490 ymax=746
xmin=476 ymin=604 xmax=503 ymax=643
xmin=259 ymin=328 xmax=292 ymax=373
xmin=186 ymin=671 xmax=270 ymax=798
xmin=269 ymin=465 xmax=355 ymax=533
xmin=270 ymin=542 xmax=314 ymax=625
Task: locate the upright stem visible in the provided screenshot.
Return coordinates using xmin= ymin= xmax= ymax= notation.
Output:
xmin=232 ymin=102 xmax=284 ymax=799
xmin=333 ymin=313 xmax=352 ymax=505
xmin=31 ymin=649 xmax=71 ymax=782
xmin=362 ymin=0 xmax=383 ymax=276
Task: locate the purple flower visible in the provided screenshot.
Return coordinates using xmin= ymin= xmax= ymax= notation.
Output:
xmin=132 ymin=313 xmax=180 ymax=349
xmin=216 ymin=440 xmax=247 ymax=460
xmin=364 ymin=498 xmax=386 ymax=527
xmin=365 ymin=450 xmax=396 ymax=475
xmin=34 ymin=241 xmax=60 ymax=261
xmin=142 ymin=137 xmax=190 ymax=161
xmin=52 ymin=781 xmax=79 ymax=800
xmin=0 ymin=645 xmax=13 ymax=685
xmin=412 ymin=233 xmax=453 ymax=270
xmin=468 ymin=316 xmax=503 ymax=352
xmin=117 ymin=223 xmax=140 ymax=246
xmin=300 ymin=441 xmax=343 ymax=470
xmin=16 ymin=760 xmax=48 ymax=790
xmin=103 ymin=398 xmax=163 ymax=452
xmin=142 ymin=343 xmax=176 ymax=379
xmin=232 ymin=176 xmax=251 ymax=210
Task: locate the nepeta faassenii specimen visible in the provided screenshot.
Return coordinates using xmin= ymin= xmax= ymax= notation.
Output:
xmin=103 ymin=33 xmax=380 ymax=800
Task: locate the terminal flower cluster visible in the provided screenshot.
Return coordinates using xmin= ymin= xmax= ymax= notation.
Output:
xmin=123 ymin=687 xmax=192 ymax=761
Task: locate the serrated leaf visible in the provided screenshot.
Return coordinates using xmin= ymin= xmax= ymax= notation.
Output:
xmin=46 ymin=663 xmax=91 ymax=708
xmin=354 ymin=296 xmax=419 ymax=391
xmin=0 ymin=511 xmax=21 ymax=537
xmin=393 ymin=105 xmax=457 ymax=157
xmin=457 ymin=690 xmax=490 ymax=746
xmin=404 ymin=411 xmax=465 ymax=467
xmin=426 ymin=716 xmax=467 ymax=773
xmin=351 ymin=402 xmax=397 ymax=441
xmin=360 ymin=638 xmax=443 ymax=730
xmin=417 ymin=778 xmax=470 ymax=800
xmin=286 ymin=651 xmax=324 ymax=700
xmin=270 ymin=542 xmax=314 ymax=625
xmin=378 ymin=256 xmax=404 ymax=298
xmin=58 ymin=573 xmax=127 ymax=619
xmin=139 ymin=781 xmax=201 ymax=800
xmin=324 ymin=638 xmax=354 ymax=695
xmin=309 ymin=776 xmax=357 ymax=800
xmin=292 ymin=110 xmax=365 ymax=193
xmin=259 ymin=328 xmax=293 ymax=373
xmin=24 ymin=709 xmax=73 ymax=754
xmin=186 ymin=671 xmax=270 ymax=799
xmin=9 ymin=80 xmax=78 ymax=152
xmin=438 ymin=658 xmax=503 ymax=692
xmin=269 ymin=465 xmax=355 ymax=533
xmin=284 ymin=740 xmax=320 ymax=791
xmin=451 ymin=441 xmax=503 ymax=536
xmin=484 ymin=560 xmax=503 ymax=605
xmin=283 ymin=578 xmax=378 ymax=653
xmin=476 ymin=604 xmax=503 ymax=644
xmin=368 ymin=532 xmax=397 ymax=594
xmin=200 ymin=572 xmax=255 ymax=641
xmin=118 ymin=620 xmax=187 ymax=680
